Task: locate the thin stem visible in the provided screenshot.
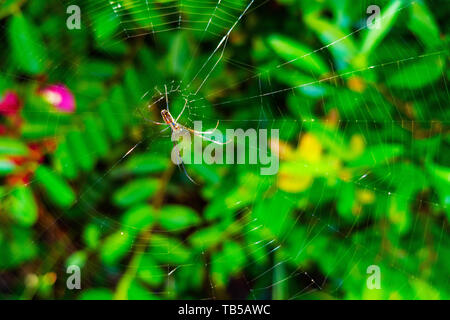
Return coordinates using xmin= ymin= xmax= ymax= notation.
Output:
xmin=113 ymin=165 xmax=174 ymax=300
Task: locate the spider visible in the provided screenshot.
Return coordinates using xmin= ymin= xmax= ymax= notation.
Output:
xmin=139 ymin=85 xmax=229 ymax=184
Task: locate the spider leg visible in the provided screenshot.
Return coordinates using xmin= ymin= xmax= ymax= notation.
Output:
xmin=137 ymin=107 xmax=167 ymax=125
xmin=164 ymin=84 xmax=169 ymax=113
xmin=147 ymin=96 xmax=165 ymax=109
xmin=190 ymin=129 xmax=231 ymax=145
xmin=178 ymin=161 xmax=198 ymax=185
xmin=182 ymin=120 xmax=220 ymax=135
xmin=174 ymin=99 xmax=189 ymax=123
xmin=172 ymin=141 xmax=198 ymax=185
xmin=147 ymin=120 xmax=167 ymax=126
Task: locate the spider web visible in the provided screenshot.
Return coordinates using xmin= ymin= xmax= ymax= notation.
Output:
xmin=1 ymin=0 xmax=448 ymax=300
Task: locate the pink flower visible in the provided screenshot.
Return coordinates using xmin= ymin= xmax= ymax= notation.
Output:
xmin=40 ymin=84 xmax=75 ymax=113
xmin=0 ymin=91 xmax=22 ymax=116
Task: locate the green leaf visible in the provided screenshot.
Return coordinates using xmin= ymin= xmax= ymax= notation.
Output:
xmin=8 ymin=13 xmax=47 ymax=74
xmin=253 ymin=191 xmax=295 ymax=238
xmin=83 ymin=115 xmax=110 ymax=158
xmin=426 ymin=161 xmax=450 ymax=218
xmin=361 ymin=0 xmax=402 ymax=55
xmin=337 ymin=181 xmax=355 ymax=220
xmin=114 ymin=153 xmax=169 ymax=176
xmin=35 ymin=165 xmax=76 ymax=208
xmin=267 ymin=34 xmax=329 ymax=75
xmin=124 ymin=68 xmax=143 ymax=104
xmin=53 ymin=140 xmax=78 ymax=179
xmin=0 ymin=0 xmax=25 ymax=19
xmin=410 ymin=278 xmax=441 ymax=300
xmin=0 ymin=138 xmax=28 ymax=156
xmin=83 ymin=223 xmax=101 ymax=249
xmin=100 ymin=231 xmax=134 ymax=265
xmin=204 ymin=197 xmax=233 ymax=221
xmin=150 ymin=235 xmax=191 ymax=264
xmin=189 ymin=225 xmax=225 ymax=249
xmin=176 ymin=263 xmax=205 ymax=291
xmin=92 ymin=5 xmax=120 ymax=41
xmin=21 ymin=123 xmax=60 ymax=140
xmin=0 ymin=226 xmax=38 ymax=269
xmin=350 ymin=144 xmax=404 ymax=168
xmin=0 ymin=158 xmax=16 ymax=176
xmin=9 ymin=185 xmax=38 ymax=226
xmin=126 ymin=280 xmax=159 ymax=300
xmin=99 ymin=102 xmax=123 ymax=142
xmin=385 ymin=163 xmax=428 ymax=233
xmin=388 ymin=193 xmax=412 ymax=234
xmin=189 ymin=163 xmax=221 ymax=185
xmin=272 ymin=67 xmax=329 ymax=98
xmin=222 ymin=241 xmax=246 ymax=274
xmin=110 ymin=86 xmax=130 ymax=127
xmin=308 ymin=122 xmax=353 ymax=161
xmin=113 ymin=178 xmax=159 ymax=207
xmin=386 ymin=56 xmax=445 ymax=89
xmin=66 ymin=130 xmax=95 ymax=172
xmin=408 ymin=2 xmax=441 ymax=48
xmin=66 ymin=250 xmax=87 ymax=269
xmin=168 ymin=33 xmax=192 ymax=77
xmin=79 ymin=288 xmax=113 ymax=300
xmin=120 ymin=204 xmax=156 ymax=232
xmin=138 ymin=49 xmax=161 ymax=85
xmin=159 ymin=205 xmax=201 ymax=232
xmin=211 ymin=241 xmax=246 ymax=286
xmin=304 ymin=14 xmax=358 ymax=67
xmin=137 ymin=256 xmax=165 ymax=287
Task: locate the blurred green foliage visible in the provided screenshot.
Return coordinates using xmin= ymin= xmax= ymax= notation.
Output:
xmin=0 ymin=0 xmax=449 ymax=300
